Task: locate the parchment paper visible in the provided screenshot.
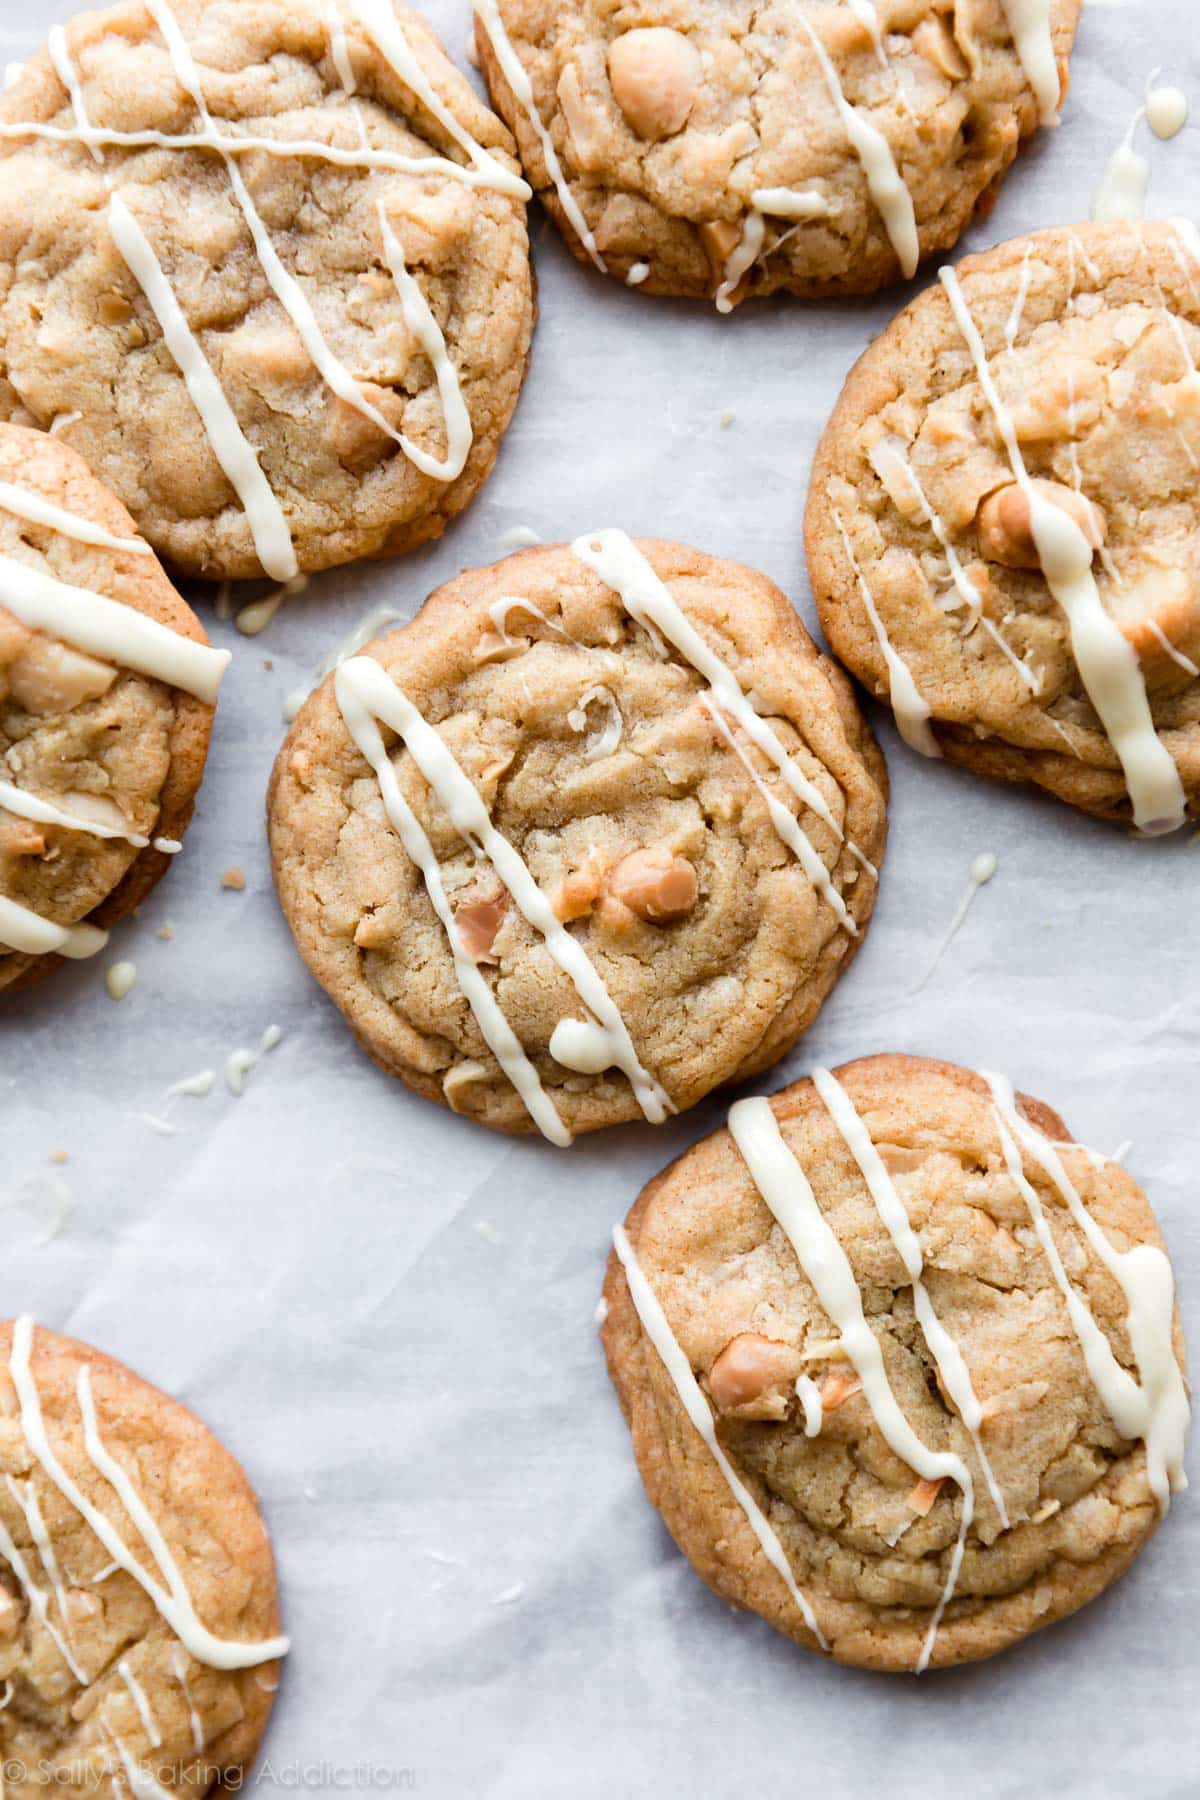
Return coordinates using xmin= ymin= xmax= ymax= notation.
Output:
xmin=2 ymin=2 xmax=1198 ymax=1794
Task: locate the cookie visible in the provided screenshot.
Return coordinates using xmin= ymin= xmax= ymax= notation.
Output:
xmin=603 ymin=1053 xmax=1190 ymax=1671
xmin=0 ymin=0 xmax=534 ymax=581
xmin=0 ymin=1317 xmax=286 ymax=1795
xmin=473 ymin=0 xmax=1080 ymax=306
xmin=807 ymin=220 xmax=1200 ymax=832
xmin=0 ymin=423 xmax=226 ymax=991
xmin=268 ymin=532 xmax=887 ymax=1141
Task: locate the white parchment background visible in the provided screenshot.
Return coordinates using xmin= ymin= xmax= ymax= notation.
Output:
xmin=2 ymin=1 xmax=1198 ymax=1794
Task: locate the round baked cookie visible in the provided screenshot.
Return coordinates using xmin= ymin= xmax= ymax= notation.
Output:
xmin=0 ymin=0 xmax=534 ymax=581
xmin=473 ymin=0 xmax=1080 ymax=305
xmin=268 ymin=534 xmax=887 ymax=1141
xmin=808 ymin=220 xmax=1200 ymax=833
xmin=0 ymin=1317 xmax=286 ymax=1795
xmin=0 ymin=423 xmax=225 ymax=992
xmin=603 ymin=1053 xmax=1190 ymax=1671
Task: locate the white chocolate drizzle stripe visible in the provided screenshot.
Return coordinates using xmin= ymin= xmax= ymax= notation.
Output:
xmin=1146 ymin=619 xmax=1200 ymax=678
xmin=472 ymin=0 xmax=604 ymax=268
xmin=46 ymin=24 xmax=102 ymax=162
xmin=332 ymin=660 xmax=571 ymax=1146
xmin=0 ymin=780 xmax=149 ymax=849
xmin=728 ymin=1096 xmax=973 ymax=1672
xmin=0 ymin=894 xmax=108 ymax=960
xmin=1000 ymin=0 xmax=1060 ymax=126
xmin=143 ymin=2 xmax=471 ymax=488
xmin=350 ymin=0 xmax=528 ymax=200
xmin=108 ymin=1728 xmax=174 ymax=1800
xmin=984 ymin=1074 xmax=1188 ymax=1511
xmin=611 ymin=1223 xmax=827 ymax=1647
xmin=5 ymin=1319 xmax=289 ymax=1669
xmin=172 ymin=1646 xmax=205 ymax=1754
xmin=811 ymin=1068 xmax=1008 ymax=1526
xmin=107 ymin=194 xmax=297 ymax=584
xmin=0 ymin=480 xmax=150 ymax=554
xmin=118 ymin=1659 xmax=163 ymax=1748
xmin=335 ymin=655 xmax=670 ymax=1125
xmin=939 ymin=265 xmax=1185 ymax=834
xmin=0 ymin=1497 xmax=89 ymax=1682
xmin=325 ymin=0 xmax=357 ymax=94
xmin=797 ymin=14 xmax=918 ymax=277
xmin=0 ymin=552 xmax=229 ymax=702
xmin=570 ymin=531 xmax=842 ymax=833
xmin=715 ymin=211 xmax=765 ymax=314
xmin=830 ymin=506 xmax=940 ymax=757
xmin=0 ymin=118 xmax=518 ymax=187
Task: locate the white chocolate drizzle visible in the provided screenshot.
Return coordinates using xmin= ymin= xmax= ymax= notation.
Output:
xmin=984 ymin=1074 xmax=1188 ymax=1511
xmin=0 ymin=780 xmax=148 ymax=850
xmin=0 ymin=895 xmax=108 ymax=961
xmin=107 ymin=194 xmax=297 ymax=584
xmin=0 ymin=553 xmax=229 ymax=702
xmin=1145 ymin=618 xmax=1200 ymax=677
xmin=810 ymin=1067 xmax=1008 ymax=1526
xmin=715 ymin=212 xmax=765 ymax=314
xmin=570 ymin=531 xmax=859 ymax=927
xmin=1000 ymin=0 xmax=1060 ymax=126
xmin=728 ymin=1095 xmax=973 ymax=1671
xmin=472 ymin=0 xmax=604 ymax=268
xmin=172 ymin=1645 xmax=205 ymax=1754
xmin=377 ymin=202 xmax=472 ymax=479
xmin=939 ymin=264 xmax=1186 ymax=833
xmin=913 ymin=851 xmax=997 ymax=991
xmin=1092 ymin=107 xmax=1150 ymax=221
xmin=795 ymin=1374 xmax=824 ymax=1437
xmin=830 ymin=505 xmax=939 ymax=757
xmin=118 ymin=1659 xmax=163 ymax=1748
xmin=0 ymin=1481 xmax=88 ymax=1682
xmin=611 ymin=1223 xmax=827 ymax=1648
xmin=750 ymin=188 xmax=830 ymax=221
xmin=46 ymin=24 xmax=102 ymax=162
xmin=335 ymin=669 xmax=571 ymax=1145
xmin=1145 ymin=73 xmax=1188 ymax=142
xmin=797 ymin=13 xmax=918 ymax=277
xmin=5 ymin=1318 xmax=289 ymax=1668
xmin=335 ymin=654 xmax=670 ymax=1129
xmin=325 ymin=0 xmax=357 ymax=95
xmin=0 ymin=480 xmax=151 ymax=554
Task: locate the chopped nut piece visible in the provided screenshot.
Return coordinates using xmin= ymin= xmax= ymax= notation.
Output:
xmin=0 ymin=814 xmax=46 ymax=857
xmin=819 ymin=1365 xmax=863 ymax=1411
xmin=454 ymin=892 xmax=509 ymax=964
xmin=554 ymin=847 xmax=609 ymax=921
xmin=700 ymin=219 xmax=742 ymax=273
xmin=707 ymin=1333 xmax=799 ymax=1411
xmin=907 ymin=1476 xmax=945 ymax=1516
xmin=606 ymin=846 xmax=698 ymax=924
xmin=222 ymin=866 xmax=246 ymax=891
xmin=976 ymin=479 xmax=1106 ymax=570
xmin=608 ymin=28 xmax=701 ymax=141
xmin=9 ymin=634 xmax=116 ymax=714
xmin=912 ymin=16 xmax=968 ymax=79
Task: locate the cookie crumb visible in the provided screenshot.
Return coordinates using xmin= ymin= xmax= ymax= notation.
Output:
xmin=157 ymin=923 xmax=174 ymax=941
xmin=221 ymin=866 xmax=246 ymax=891
xmin=48 ymin=1150 xmax=69 ymax=1165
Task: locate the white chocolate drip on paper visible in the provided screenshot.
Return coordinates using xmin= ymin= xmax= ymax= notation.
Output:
xmin=46 ymin=24 xmax=102 ymax=162
xmin=611 ymin=1223 xmax=827 ymax=1647
xmin=0 ymin=480 xmax=151 ymax=554
xmin=1092 ymin=107 xmax=1150 ymax=220
xmin=225 ymin=1024 xmax=283 ymax=1097
xmin=472 ymin=0 xmax=605 ymax=268
xmin=797 ymin=13 xmax=918 ymax=277
xmin=1145 ymin=73 xmax=1188 ymax=141
xmin=810 ymin=1067 xmax=1009 ymax=1526
xmin=107 ymin=194 xmax=297 ymax=584
xmin=715 ymin=211 xmax=765 ymax=314
xmin=1000 ymin=0 xmax=1060 ymax=126
xmin=939 ymin=265 xmax=1186 ymax=833
xmin=335 ymin=654 xmax=670 ymax=1128
xmin=0 ymin=895 xmax=108 ymax=961
xmin=350 ymin=0 xmax=528 ymax=200
xmin=166 ymin=1069 xmax=216 ymax=1100
xmin=625 ymin=261 xmax=649 ymax=286
xmin=913 ymin=851 xmax=998 ymax=991
xmin=984 ymin=1074 xmax=1188 ymax=1511
xmin=728 ymin=1095 xmax=974 ymax=1671
xmin=494 ymin=525 xmax=542 ymax=555
xmin=6 ymin=1318 xmax=289 ymax=1668
xmin=334 ymin=664 xmax=571 ymax=1145
xmin=284 ymin=602 xmax=404 ymax=722
xmin=829 ymin=505 xmax=939 ymax=757
xmin=105 ymin=960 xmax=138 ymax=1001
xmin=118 ymin=1659 xmax=163 ymax=1748
xmin=0 ymin=553 xmax=229 ymax=702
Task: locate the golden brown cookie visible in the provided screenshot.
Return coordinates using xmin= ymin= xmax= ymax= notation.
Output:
xmin=807 ymin=220 xmax=1200 ymax=832
xmin=604 ymin=1054 xmax=1189 ymax=1670
xmin=268 ymin=533 xmax=887 ymax=1141
xmin=0 ymin=0 xmax=534 ymax=581
xmin=474 ymin=0 xmax=1080 ymax=304
xmin=0 ymin=1318 xmax=286 ymax=1795
xmin=0 ymin=423 xmax=224 ymax=991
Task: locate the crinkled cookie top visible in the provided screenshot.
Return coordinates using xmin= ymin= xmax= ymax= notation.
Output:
xmin=476 ymin=0 xmax=1081 ymax=301
xmin=603 ymin=1054 xmax=1187 ymax=1670
xmin=268 ymin=540 xmax=887 ymax=1138
xmin=809 ymin=221 xmax=1200 ymax=826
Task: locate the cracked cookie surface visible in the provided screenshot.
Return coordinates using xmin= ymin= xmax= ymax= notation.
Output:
xmin=0 ymin=0 xmax=533 ymax=580
xmin=0 ymin=1320 xmax=283 ymax=1796
xmin=475 ymin=0 xmax=1080 ymax=303
xmin=603 ymin=1054 xmax=1188 ymax=1670
xmin=0 ymin=424 xmax=216 ymax=992
xmin=808 ymin=221 xmax=1200 ymax=827
xmin=268 ymin=540 xmax=887 ymax=1138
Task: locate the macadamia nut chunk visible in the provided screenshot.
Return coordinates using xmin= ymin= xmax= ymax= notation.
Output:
xmin=607 ymin=29 xmax=701 ymax=142
xmin=606 ymin=846 xmax=698 ymax=924
xmin=976 ymin=480 xmax=1105 ymax=571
